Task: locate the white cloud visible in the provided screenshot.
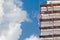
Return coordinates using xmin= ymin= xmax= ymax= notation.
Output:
xmin=25 ymin=35 xmax=38 ymax=40
xmin=0 ymin=0 xmax=30 ymax=40
xmin=0 ymin=23 xmax=22 ymax=40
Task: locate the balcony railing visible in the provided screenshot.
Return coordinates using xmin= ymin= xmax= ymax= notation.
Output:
xmin=39 ymin=34 xmax=60 ymax=38
xmin=40 ymin=3 xmax=60 ymax=7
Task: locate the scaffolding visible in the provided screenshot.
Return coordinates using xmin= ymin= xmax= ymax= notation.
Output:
xmin=39 ymin=2 xmax=60 ymax=40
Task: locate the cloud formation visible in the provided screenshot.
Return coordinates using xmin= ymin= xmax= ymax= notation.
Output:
xmin=25 ymin=35 xmax=38 ymax=40
xmin=0 ymin=0 xmax=29 ymax=40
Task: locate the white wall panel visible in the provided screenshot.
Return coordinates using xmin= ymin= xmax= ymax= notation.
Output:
xmin=41 ymin=14 xmax=53 ymax=19
xmin=54 ymin=13 xmax=60 ymax=18
xmin=41 ymin=13 xmax=60 ymax=19
xmin=54 ymin=6 xmax=60 ymax=10
xmin=41 ymin=6 xmax=60 ymax=12
xmin=54 ymin=29 xmax=60 ymax=34
xmin=54 ymin=37 xmax=60 ymax=40
xmin=47 ymin=1 xmax=60 ymax=4
xmin=41 ymin=21 xmax=53 ymax=27
xmin=41 ymin=7 xmax=47 ymax=11
xmin=41 ymin=21 xmax=60 ymax=27
xmin=41 ymin=29 xmax=60 ymax=35
xmin=48 ymin=6 xmax=60 ymax=11
xmin=40 ymin=37 xmax=60 ymax=40
xmin=40 ymin=38 xmax=53 ymax=40
xmin=54 ymin=21 xmax=60 ymax=26
xmin=41 ymin=29 xmax=53 ymax=35
xmin=48 ymin=7 xmax=53 ymax=11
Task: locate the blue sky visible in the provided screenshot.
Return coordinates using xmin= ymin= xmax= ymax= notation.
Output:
xmin=19 ymin=0 xmax=47 ymax=40
xmin=19 ymin=0 xmax=39 ymax=40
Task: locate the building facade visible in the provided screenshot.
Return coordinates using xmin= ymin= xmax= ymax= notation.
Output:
xmin=40 ymin=1 xmax=60 ymax=40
